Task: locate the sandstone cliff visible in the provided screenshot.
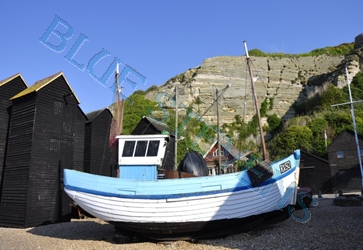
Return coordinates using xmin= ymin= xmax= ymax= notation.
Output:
xmin=146 ymin=33 xmax=363 ymax=126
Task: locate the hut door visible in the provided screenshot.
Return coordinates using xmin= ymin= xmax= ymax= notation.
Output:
xmin=299 ymin=167 xmax=316 ymax=193
xmin=58 ymin=140 xmax=74 ymax=222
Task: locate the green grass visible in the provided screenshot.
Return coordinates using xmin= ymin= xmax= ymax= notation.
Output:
xmin=248 ymin=42 xmax=354 ymax=58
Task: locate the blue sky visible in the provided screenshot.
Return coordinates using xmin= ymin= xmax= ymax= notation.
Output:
xmin=1 ymin=1 xmax=362 ymax=113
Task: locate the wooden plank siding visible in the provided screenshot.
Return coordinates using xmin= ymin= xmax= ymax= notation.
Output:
xmin=327 ymin=129 xmax=363 ymax=174
xmin=0 ymin=94 xmax=36 ymax=227
xmin=74 ymin=107 xmax=87 ymax=172
xmin=299 ymin=151 xmax=332 ymax=194
xmin=84 ymin=109 xmax=115 ymax=177
xmin=327 ymin=129 xmax=363 ymax=192
xmin=0 ymin=74 xmax=27 ymax=203
xmin=0 ymin=73 xmax=85 ymax=227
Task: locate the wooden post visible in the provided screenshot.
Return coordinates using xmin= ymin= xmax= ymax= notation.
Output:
xmin=216 ymin=88 xmax=222 ymax=175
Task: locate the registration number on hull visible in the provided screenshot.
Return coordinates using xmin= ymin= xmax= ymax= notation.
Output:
xmin=279 ymin=161 xmax=291 ymax=174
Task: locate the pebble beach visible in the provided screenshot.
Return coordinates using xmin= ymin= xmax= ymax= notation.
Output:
xmin=1 ymin=197 xmax=362 ymax=250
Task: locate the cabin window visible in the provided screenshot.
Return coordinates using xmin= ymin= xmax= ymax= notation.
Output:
xmin=134 ymin=140 xmax=148 ymax=157
xmin=122 ymin=140 xmax=161 ymax=158
xmin=147 ymin=140 xmax=160 ymax=156
xmin=360 ymin=148 xmax=363 ymax=157
xmin=122 ymin=141 xmax=136 ymax=157
xmin=336 ymin=150 xmax=345 ymax=159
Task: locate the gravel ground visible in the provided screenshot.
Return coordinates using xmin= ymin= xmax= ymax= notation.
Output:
xmin=1 ymin=198 xmax=362 ymax=250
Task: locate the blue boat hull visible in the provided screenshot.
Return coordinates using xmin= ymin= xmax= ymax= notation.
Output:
xmin=64 ymin=150 xmax=300 ymax=239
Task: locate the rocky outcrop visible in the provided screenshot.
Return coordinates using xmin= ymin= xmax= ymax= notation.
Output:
xmin=146 ymin=33 xmax=363 ymax=126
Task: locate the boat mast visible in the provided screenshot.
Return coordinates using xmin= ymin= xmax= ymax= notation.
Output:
xmin=243 ymin=41 xmax=268 ymax=162
xmin=115 ymin=63 xmax=125 ymax=135
xmin=120 ymin=94 xmax=125 ymax=135
xmin=115 ymin=63 xmax=121 ymax=134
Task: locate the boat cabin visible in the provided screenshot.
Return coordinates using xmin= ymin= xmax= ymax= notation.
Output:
xmin=117 ymin=134 xmax=169 ymax=180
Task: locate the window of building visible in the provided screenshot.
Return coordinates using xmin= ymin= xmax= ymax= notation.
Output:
xmin=53 ymin=101 xmax=63 ymax=115
xmin=213 ymin=150 xmax=218 ymax=157
xmin=336 ymin=150 xmax=345 ymax=159
xmin=49 ymin=138 xmax=60 ymax=151
xmin=213 ymin=149 xmax=225 ymax=157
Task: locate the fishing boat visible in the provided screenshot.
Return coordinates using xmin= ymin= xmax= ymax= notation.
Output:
xmin=63 ymin=41 xmax=301 ymax=240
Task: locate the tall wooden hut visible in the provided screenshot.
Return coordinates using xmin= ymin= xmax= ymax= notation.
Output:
xmin=327 ymin=129 xmax=363 ymax=192
xmin=131 ymin=116 xmax=175 ymax=170
xmin=0 ymin=73 xmax=28 ymax=201
xmin=84 ymin=108 xmax=116 ymax=177
xmin=0 ymin=72 xmax=86 ymax=228
xmin=300 ymin=151 xmax=332 ymax=194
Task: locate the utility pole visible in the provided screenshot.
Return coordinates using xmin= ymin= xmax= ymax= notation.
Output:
xmin=216 ymin=88 xmax=222 ymax=175
xmin=174 ymin=85 xmax=178 ymax=170
xmin=179 ymin=83 xmax=231 ymax=158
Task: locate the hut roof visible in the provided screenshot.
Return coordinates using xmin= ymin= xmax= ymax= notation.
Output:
xmin=143 ymin=116 xmax=175 ymax=135
xmin=0 ymin=73 xmax=28 ymax=88
xmin=86 ymin=108 xmax=113 ymax=123
xmin=10 ymin=72 xmax=80 ymax=103
xmin=300 ymin=150 xmax=329 ymax=164
xmin=78 ymin=106 xmax=89 ymax=122
xmin=327 ymin=128 xmax=363 ymax=150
